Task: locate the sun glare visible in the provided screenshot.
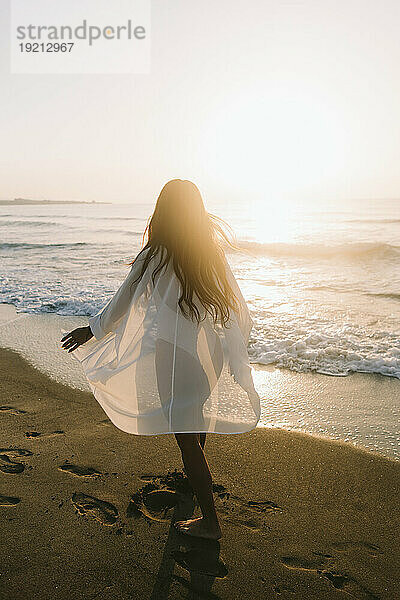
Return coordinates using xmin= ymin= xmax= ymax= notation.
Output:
xmin=202 ymin=90 xmax=346 ymax=211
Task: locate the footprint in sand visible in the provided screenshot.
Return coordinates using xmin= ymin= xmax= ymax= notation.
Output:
xmin=280 ymin=555 xmax=380 ymax=599
xmin=132 ymin=470 xmax=283 ymax=531
xmin=331 ymin=541 xmax=383 ymax=558
xmin=0 ymin=406 xmax=27 ymax=415
xmin=213 ymin=485 xmax=283 ymax=532
xmin=0 ymin=494 xmax=21 ymax=506
xmin=0 ymin=448 xmax=33 ymax=474
xmin=71 ymin=492 xmax=119 ymax=525
xmin=58 ymin=464 xmax=102 ymax=477
xmin=128 ymin=471 xmax=188 ymax=522
xmin=25 ymin=430 xmax=65 ymax=439
xmin=320 ymin=570 xmax=380 ymax=600
xmin=140 ymin=469 xmax=194 ymax=495
xmin=139 ymin=489 xmax=180 ymax=521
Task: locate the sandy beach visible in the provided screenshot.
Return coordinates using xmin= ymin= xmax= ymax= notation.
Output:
xmin=1 ymin=346 xmax=399 ymax=600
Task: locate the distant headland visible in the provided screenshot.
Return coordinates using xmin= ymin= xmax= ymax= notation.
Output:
xmin=0 ymin=198 xmax=110 ymax=205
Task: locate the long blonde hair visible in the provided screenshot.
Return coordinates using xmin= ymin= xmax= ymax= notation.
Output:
xmin=127 ymin=179 xmax=241 ymax=326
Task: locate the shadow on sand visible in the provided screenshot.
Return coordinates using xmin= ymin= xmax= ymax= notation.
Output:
xmin=127 ymin=469 xmax=228 ymax=599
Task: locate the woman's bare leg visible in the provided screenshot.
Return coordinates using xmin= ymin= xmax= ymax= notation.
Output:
xmin=183 ymin=433 xmax=206 ymax=475
xmin=174 ymin=433 xmax=221 ymax=539
xmin=198 ymin=432 xmax=206 ymax=450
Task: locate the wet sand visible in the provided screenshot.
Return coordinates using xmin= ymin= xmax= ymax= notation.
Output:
xmin=0 ymin=346 xmax=399 ymax=599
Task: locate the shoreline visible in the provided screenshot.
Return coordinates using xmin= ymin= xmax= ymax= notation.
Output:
xmin=0 ymin=345 xmax=399 ymax=599
xmin=0 ymin=302 xmax=399 ymax=461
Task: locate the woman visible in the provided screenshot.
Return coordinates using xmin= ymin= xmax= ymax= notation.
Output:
xmin=61 ymin=179 xmax=261 ymax=540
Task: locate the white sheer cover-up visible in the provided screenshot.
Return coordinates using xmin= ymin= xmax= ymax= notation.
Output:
xmin=71 ymin=247 xmax=261 ymax=435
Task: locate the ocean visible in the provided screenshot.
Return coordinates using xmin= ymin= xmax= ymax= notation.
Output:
xmin=0 ymin=197 xmax=399 ymax=458
xmin=1 ymin=197 xmax=399 ymax=379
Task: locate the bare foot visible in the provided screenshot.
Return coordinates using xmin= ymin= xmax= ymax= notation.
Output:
xmin=174 ymin=516 xmax=222 ymax=540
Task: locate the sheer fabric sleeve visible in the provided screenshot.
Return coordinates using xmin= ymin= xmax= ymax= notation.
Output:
xmin=88 ymin=249 xmax=149 ymax=341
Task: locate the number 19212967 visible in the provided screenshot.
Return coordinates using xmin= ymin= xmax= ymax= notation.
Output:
xmin=19 ymin=42 xmax=74 ymax=52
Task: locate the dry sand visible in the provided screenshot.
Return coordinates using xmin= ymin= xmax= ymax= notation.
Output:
xmin=0 ymin=347 xmax=399 ymax=600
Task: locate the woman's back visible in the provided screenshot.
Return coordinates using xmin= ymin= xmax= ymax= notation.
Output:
xmin=68 ymin=179 xmax=260 ymax=435
xmin=72 ymin=244 xmax=260 ymax=435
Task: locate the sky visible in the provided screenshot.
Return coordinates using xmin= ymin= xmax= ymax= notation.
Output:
xmin=1 ymin=0 xmax=400 ymax=207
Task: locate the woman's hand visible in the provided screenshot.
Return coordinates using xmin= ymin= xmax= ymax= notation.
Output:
xmin=61 ymin=326 xmax=94 ymax=353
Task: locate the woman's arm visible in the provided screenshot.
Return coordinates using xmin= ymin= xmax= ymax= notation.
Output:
xmin=61 ymin=247 xmax=150 ymax=352
xmin=89 ymin=247 xmax=152 ymax=340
